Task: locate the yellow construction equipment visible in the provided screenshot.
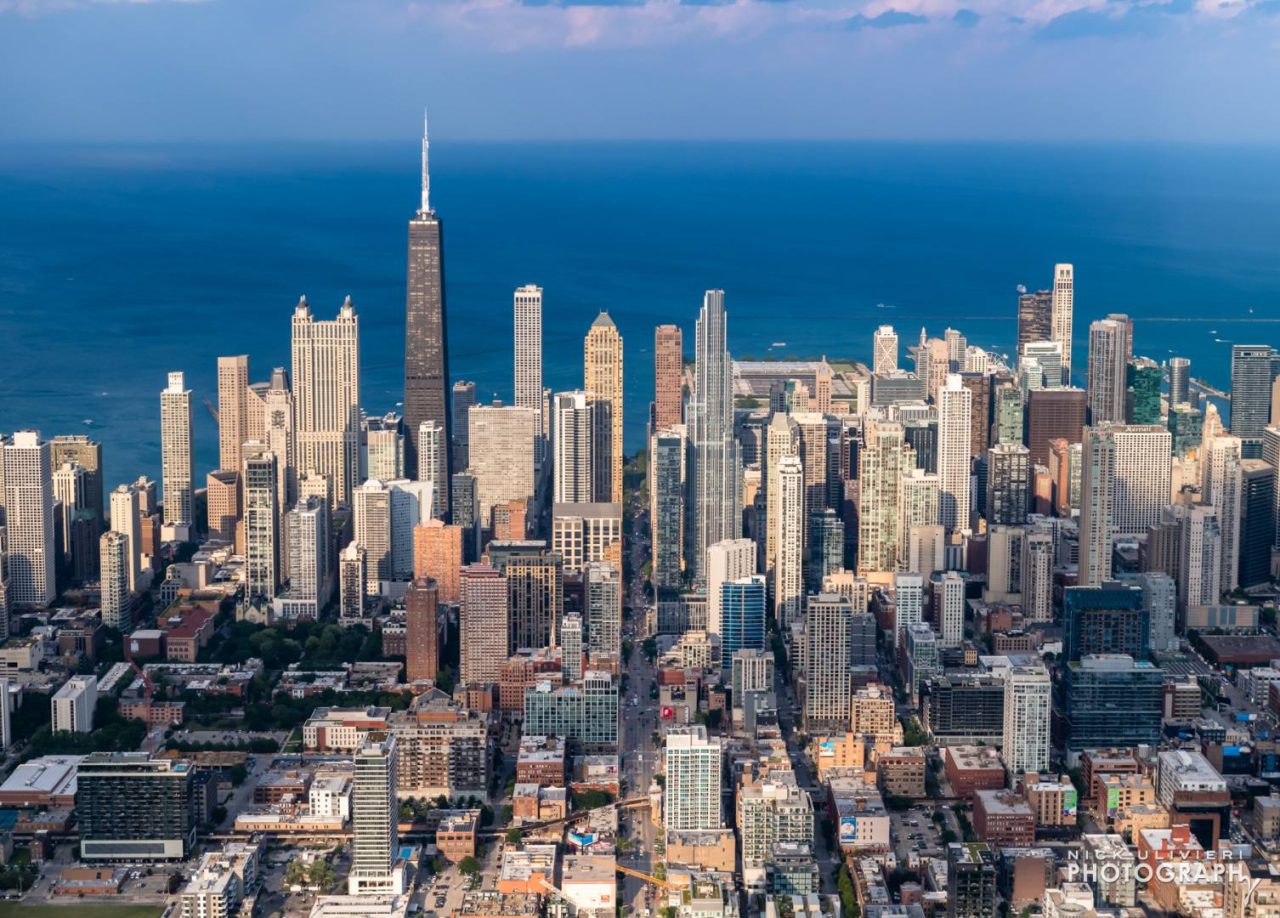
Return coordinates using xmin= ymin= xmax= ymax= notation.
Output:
xmin=615 ymin=863 xmax=675 ymax=892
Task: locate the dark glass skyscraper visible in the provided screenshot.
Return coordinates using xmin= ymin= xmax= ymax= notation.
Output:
xmin=1231 ymin=344 xmax=1279 ymax=457
xmin=404 ymin=115 xmax=451 ymax=480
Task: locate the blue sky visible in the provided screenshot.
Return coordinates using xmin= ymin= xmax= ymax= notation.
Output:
xmin=1 ymin=0 xmax=1277 ymax=142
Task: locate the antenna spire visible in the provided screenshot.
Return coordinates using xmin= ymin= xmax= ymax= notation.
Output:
xmin=420 ymin=109 xmax=432 ymax=215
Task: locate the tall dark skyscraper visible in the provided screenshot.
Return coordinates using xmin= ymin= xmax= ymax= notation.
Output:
xmin=1231 ymin=344 xmax=1279 ymax=457
xmin=1016 ymin=288 xmax=1052 ymax=356
xmin=404 ymin=114 xmax=451 ymax=480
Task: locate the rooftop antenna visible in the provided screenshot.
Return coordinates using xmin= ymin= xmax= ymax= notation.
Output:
xmin=420 ymin=109 xmax=432 ymax=216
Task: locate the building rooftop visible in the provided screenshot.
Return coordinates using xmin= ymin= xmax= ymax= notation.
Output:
xmin=562 ymin=855 xmax=616 ymax=884
xmin=974 ymin=790 xmax=1033 ymax=816
xmin=0 ymin=755 xmax=83 ymax=798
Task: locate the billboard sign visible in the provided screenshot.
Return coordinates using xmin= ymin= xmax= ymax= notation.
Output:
xmin=1063 ymin=788 xmax=1078 ymax=818
xmin=839 ymin=816 xmax=858 ymax=844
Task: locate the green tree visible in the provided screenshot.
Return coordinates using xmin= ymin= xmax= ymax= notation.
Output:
xmin=506 ymin=827 xmax=523 ymax=845
xmin=458 ymin=856 xmax=481 ymax=877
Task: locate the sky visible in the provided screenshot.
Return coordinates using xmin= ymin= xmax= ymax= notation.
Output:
xmin=0 ymin=0 xmax=1278 ymax=143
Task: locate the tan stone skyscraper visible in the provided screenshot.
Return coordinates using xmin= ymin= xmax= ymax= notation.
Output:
xmin=405 ymin=577 xmax=439 ymax=683
xmin=654 ymin=324 xmax=683 ymax=431
xmin=160 ymin=372 xmax=193 ymax=529
xmin=292 ymin=295 xmax=360 ymax=507
xmin=584 ymin=313 xmax=623 ymax=503
xmin=217 ymin=356 xmax=250 ymax=473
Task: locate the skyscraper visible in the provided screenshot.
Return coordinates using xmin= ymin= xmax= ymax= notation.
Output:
xmin=873 ymin=325 xmax=899 ymax=376
xmin=460 ymin=562 xmax=508 ymax=685
xmin=584 ymin=312 xmax=623 ymax=504
xmin=1025 ymin=387 xmax=1086 ymax=466
xmin=1050 ymin=263 xmax=1075 ymax=384
xmin=985 ymin=442 xmax=1029 ymax=526
xmin=763 ymin=412 xmax=798 ymax=577
xmin=706 ymin=538 xmax=755 ymax=639
xmin=1016 ymin=289 xmax=1052 ymax=356
xmin=283 ymin=496 xmax=330 ymax=615
xmin=664 ymin=726 xmax=722 ymax=832
xmin=938 ymin=375 xmax=972 ymax=532
xmin=808 ymin=508 xmax=844 ymax=590
xmin=585 ymin=561 xmax=622 ymax=659
xmin=160 ymin=372 xmax=193 ymax=530
xmin=935 ymin=570 xmax=965 ymax=646
xmin=1064 ymin=582 xmax=1147 ymax=662
xmin=1179 ymin=504 xmax=1222 ymax=612
xmin=650 ymin=428 xmax=685 ymax=594
xmin=412 ymin=520 xmax=462 ymax=603
xmin=1111 ymin=425 xmax=1172 ymax=537
xmin=216 ymin=355 xmax=250 ymax=475
xmin=898 ymin=468 xmax=940 ymax=571
xmin=109 ymin=482 xmax=142 ymax=592
xmin=451 ymin=381 xmax=476 ymax=474
xmin=99 ymin=530 xmax=131 ymax=631
xmin=505 ymin=552 xmax=562 ymax=652
xmin=773 ymin=455 xmax=804 ymax=629
xmin=1086 ymin=314 xmax=1132 ymax=425
xmin=1168 ymin=357 xmax=1191 ymax=407
xmin=720 ymin=575 xmax=766 ymax=662
xmin=688 ymin=291 xmax=741 ymax=577
xmin=513 ymin=285 xmax=544 ymax=467
xmin=1202 ymin=434 xmax=1243 ymax=592
xmin=553 ymin=391 xmax=597 ymax=504
xmin=1239 ymin=459 xmax=1275 ymax=589
xmin=416 ymin=420 xmax=448 ymax=519
xmin=803 ymin=593 xmax=855 ymax=730
xmin=1127 ymin=360 xmax=1162 ymax=425
xmin=292 ymin=295 xmax=360 ymax=506
xmin=1078 ymin=426 xmax=1116 ymax=587
xmin=242 ymin=445 xmax=280 ymax=602
xmin=653 ymin=324 xmax=684 ymax=431
xmin=50 ymin=435 xmax=104 ymax=528
xmin=349 ymin=734 xmax=400 ymax=895
xmin=1003 ymin=664 xmax=1052 ymax=779
xmin=3 ymin=432 xmax=55 ymax=609
xmin=404 ymin=115 xmax=450 ymax=481
xmin=1231 ymin=345 xmax=1279 ymax=454
xmin=467 ymin=404 xmax=536 ymax=528
xmin=858 ymin=416 xmax=904 ymax=574
xmin=893 ymin=572 xmax=924 ymax=650
xmin=405 ymin=576 xmax=439 ymax=683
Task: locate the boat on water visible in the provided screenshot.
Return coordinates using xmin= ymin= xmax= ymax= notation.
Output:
xmin=770 ymin=341 xmax=787 ymax=348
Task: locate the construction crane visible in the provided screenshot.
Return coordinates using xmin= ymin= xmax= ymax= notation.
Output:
xmin=614 ymin=863 xmax=675 ymax=892
xmin=124 ymin=640 xmax=161 ymax=754
xmin=203 ymin=398 xmax=219 ymax=423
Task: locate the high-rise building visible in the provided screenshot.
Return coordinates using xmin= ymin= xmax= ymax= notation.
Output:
xmin=858 ymin=416 xmax=904 ymax=574
xmin=353 ymin=480 xmax=392 ymax=594
xmin=76 ymin=753 xmax=196 ymax=861
xmin=1064 ymin=582 xmax=1147 ymax=662
xmin=1127 ymin=359 xmax=1162 ymax=425
xmin=292 ymin=295 xmax=360 ymax=506
xmin=159 ymin=371 xmax=194 ymax=530
xmin=1003 ymin=664 xmax=1052 ymax=779
xmin=688 ymin=291 xmax=741 ymax=577
xmin=217 ymin=355 xmax=250 ymax=475
xmin=1025 ymin=388 xmax=1086 ymax=466
xmin=985 ymin=443 xmax=1029 ymax=526
xmin=3 ymin=432 xmax=55 ymax=608
xmin=706 ymin=538 xmax=755 ymax=639
xmin=406 ymin=577 xmax=439 ymax=683
xmin=584 ymin=312 xmax=623 ymax=504
xmin=1179 ymin=504 xmax=1222 ymax=612
xmin=1016 ymin=289 xmax=1053 ymax=356
xmin=551 ymin=503 xmax=622 ymax=575
xmin=773 ymin=455 xmax=804 ymax=628
xmin=52 ymin=461 xmax=86 ymax=563
xmin=467 ymin=404 xmax=536 ymax=530
xmin=109 ymin=482 xmax=142 ymax=592
xmin=808 ymin=509 xmax=844 ymax=591
xmin=1168 ymin=357 xmax=1191 ymax=407
xmin=873 ymin=325 xmax=899 ymax=376
xmin=650 ymin=428 xmax=685 ymax=594
xmin=404 ymin=116 xmax=450 ymax=481
xmin=1108 ymin=424 xmax=1173 ymax=536
xmin=1203 ymin=434 xmax=1243 ymax=592
xmin=561 ymin=613 xmax=584 ymax=682
xmin=938 ymin=375 xmax=972 ymax=532
xmin=52 ymin=675 xmax=96 ymax=733
xmin=1086 ymin=315 xmax=1132 ymax=425
xmin=460 ymin=563 xmax=508 ymax=685
xmin=654 ymin=324 xmax=684 ymax=431
xmin=338 ymin=542 xmax=365 ymax=622
xmin=99 ymin=530 xmax=132 ymax=631
xmin=893 ymin=572 xmax=924 ymax=651
xmin=664 ymin=726 xmax=722 ymax=832
xmin=505 ymin=553 xmax=562 ymax=652
xmin=205 ymin=472 xmax=239 ymax=545
xmin=947 ymin=843 xmax=997 ymax=918
xmin=416 ymin=420 xmax=448 ymax=519
xmin=365 ymin=415 xmax=405 ymax=485
xmin=803 ymin=593 xmax=855 ymax=730
xmin=585 ymin=562 xmax=622 ymax=659
xmin=898 ymin=468 xmax=940 ymax=573
xmin=349 ymin=734 xmax=400 ymax=895
xmin=1232 ymin=345 xmax=1279 ymax=454
xmin=281 ymin=496 xmax=330 ymax=613
xmin=959 ymin=372 xmax=992 ymax=458
xmin=451 ymin=381 xmax=476 ymax=474
xmin=1050 ymin=263 xmax=1075 ymax=385
xmin=242 ymin=446 xmax=279 ymax=602
xmin=935 ymin=570 xmax=965 ymax=646
xmin=1063 ymin=655 xmax=1163 ymax=752
xmin=412 ymin=520 xmax=462 ymax=603
xmin=513 ymin=284 xmax=545 ymax=468
xmin=1078 ymin=426 xmax=1116 ymax=587
xmin=721 ymin=575 xmax=766 ymax=662
xmin=1239 ymin=459 xmax=1275 ymax=589
xmin=262 ymin=367 xmax=297 ymax=519
xmin=553 ymin=391 xmax=597 ymax=504
xmin=1022 ymin=530 xmax=1054 ymax=622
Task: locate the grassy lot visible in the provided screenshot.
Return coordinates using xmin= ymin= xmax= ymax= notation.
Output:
xmin=0 ymin=905 xmax=163 ymax=918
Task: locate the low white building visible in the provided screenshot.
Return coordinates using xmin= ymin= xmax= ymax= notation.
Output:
xmin=51 ymin=675 xmax=96 ymax=733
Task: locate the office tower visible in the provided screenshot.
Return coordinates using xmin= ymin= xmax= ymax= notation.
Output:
xmin=772 ymin=455 xmax=804 ymax=628
xmin=992 ymin=384 xmax=1023 ymax=446
xmin=1240 ymin=459 xmax=1275 ymax=589
xmin=52 ymin=461 xmax=85 ymax=560
xmin=1110 ymin=425 xmax=1172 ymax=537
xmin=935 ymin=570 xmax=965 ymax=646
xmin=959 ymin=372 xmax=992 ymax=458
xmin=405 ymin=577 xmax=439 ymax=683
xmin=262 ymin=367 xmax=297 ymax=518
xmin=763 ymin=412 xmax=798 ymax=576
xmin=945 ymin=327 xmax=967 ymax=369
xmin=415 ymin=420 xmax=448 ymax=519
xmin=50 ymin=435 xmax=104 ymax=528
xmin=984 ymin=525 xmax=1025 ymax=603
xmin=815 ymin=355 xmax=834 ymax=413
xmin=858 ymin=416 xmax=904 ymax=574
xmin=937 ymin=375 xmax=972 ymax=531
xmin=1179 ymin=504 xmax=1222 ymax=611
xmin=412 ymin=520 xmax=462 ymax=603
xmin=1203 ymin=435 xmax=1243 ymax=592
xmin=109 ymin=482 xmax=142 ymax=592
xmin=1064 ymin=582 xmax=1147 ymax=662
xmin=159 ymin=371 xmax=194 ymax=529
xmin=1003 ymin=664 xmax=1052 ymax=779
xmin=985 ymin=443 xmax=1030 ymax=526
xmin=451 ymin=381 xmax=476 ymax=474
xmin=650 ymin=428 xmax=685 ymax=594
xmin=902 ymin=417 xmax=938 ymax=477
xmin=654 ymin=324 xmax=683 ymax=431
xmin=1169 ymin=403 xmax=1203 ymax=456
xmin=1050 ymin=263 xmax=1074 ymax=384
xmin=585 ymin=562 xmax=622 ymax=659
xmin=513 ymin=284 xmax=545 ymax=462
xmin=1127 ymin=360 xmax=1162 ymax=425
xmin=460 ymin=563 xmax=508 ymax=685
xmin=1125 ymin=570 xmax=1177 ymax=653
xmin=242 ymin=446 xmax=280 ymax=602
xmin=3 ymin=432 xmax=55 ymax=608
xmin=1025 ymin=387 xmax=1086 ymax=467
xmin=1064 ymin=654 xmax=1162 ymax=752
xmin=804 ymin=593 xmax=855 ymax=730
xmin=1016 ymin=289 xmax=1053 ymax=355
xmin=706 ymin=538 xmax=755 ymax=638
xmin=664 ymin=726 xmax=722 ymax=832
xmin=918 ymin=336 xmax=951 ymax=401
xmin=467 ymin=404 xmax=536 ymax=529
xmin=338 ymin=542 xmax=365 ymax=621
xmin=389 ymin=479 xmax=430 ymax=581
xmin=451 ymin=472 xmax=479 ymax=557
xmin=99 ymin=530 xmax=131 ymax=631
xmin=52 ymin=675 xmax=96 ymax=733
xmin=523 ymin=670 xmax=619 ymax=752
xmin=892 ymin=572 xmax=924 ymax=652
xmin=689 ymin=290 xmax=742 ymax=577
xmin=808 ymin=509 xmax=844 ymax=590
xmin=365 ymin=414 xmax=405 ymax=484
xmin=1077 ymin=426 xmax=1115 ymax=587
xmin=505 ymin=553 xmax=562 ymax=651
xmin=553 ymin=391 xmax=597 ymax=504
xmin=1232 ymin=345 xmax=1279 ymax=454
xmin=216 ymin=355 xmax=250 ymax=474
xmin=1168 ymin=357 xmax=1191 ymax=406
xmin=75 ymin=753 xmax=196 ymax=861
xmin=583 ymin=312 xmax=623 ymax=503
xmin=551 ymin=503 xmax=621 ymax=574
xmin=898 ymin=468 xmax=940 ymax=571
xmin=1019 ymin=339 xmax=1064 ymax=392
xmin=349 ymin=735 xmax=400 ymax=895
xmin=561 ymin=613 xmax=584 ymax=683
xmin=292 ymin=295 xmax=360 ymax=506
xmin=205 ymin=471 xmax=239 ymax=543
xmin=1265 ymin=427 xmax=1280 ymax=550
xmin=721 ymin=575 xmax=766 ymax=662
xmin=872 ymin=325 xmax=899 ymax=375
xmin=1086 ymin=315 xmax=1132 ymax=424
